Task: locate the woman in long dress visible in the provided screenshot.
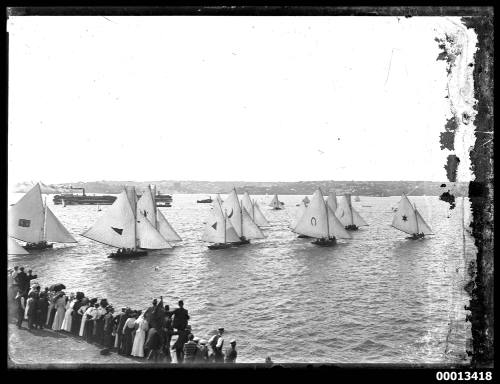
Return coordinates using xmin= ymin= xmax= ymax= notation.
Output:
xmin=61 ymin=293 xmax=76 ymax=332
xmin=51 ymin=292 xmax=67 ymax=331
xmin=131 ymin=311 xmax=149 ymax=357
xmin=78 ymin=299 xmax=91 ymax=337
xmin=121 ymin=312 xmax=138 ymax=356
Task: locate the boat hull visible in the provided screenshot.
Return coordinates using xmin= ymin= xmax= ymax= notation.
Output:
xmin=311 ymin=238 xmax=337 ymax=247
xmin=345 ymin=225 xmax=359 ymax=231
xmin=197 ymin=199 xmax=213 ymax=204
xmin=23 ymin=242 xmax=54 ymax=250
xmin=407 ymin=233 xmax=426 ymax=240
xmin=108 ymin=249 xmax=148 ymax=258
xmin=297 ymin=234 xmax=312 ymax=239
xmin=208 ymin=243 xmax=234 ymax=250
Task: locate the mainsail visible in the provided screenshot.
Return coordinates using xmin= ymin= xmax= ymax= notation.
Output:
xmin=9 ymin=184 xmax=45 ymax=243
xmin=326 ymin=191 xmax=338 ymax=213
xmin=81 ymin=190 xmax=137 ymax=249
xmin=137 ymin=186 xmax=157 ymax=228
xmin=8 ymin=237 xmax=29 ymax=255
xmin=293 ymin=189 xmax=352 ymax=239
xmin=223 ymin=189 xmax=265 ymax=239
xmin=391 ymin=194 xmax=433 ymax=235
xmin=202 ymin=200 xmax=240 ymax=243
xmin=82 ymin=187 xmax=171 ymax=250
xmin=335 ymin=194 xmax=368 ymax=227
xmin=9 ymin=183 xmax=76 ymax=244
xmin=136 ymin=211 xmax=172 ymax=249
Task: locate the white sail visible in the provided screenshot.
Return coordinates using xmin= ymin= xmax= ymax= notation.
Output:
xmin=252 ymin=200 xmax=270 ymax=227
xmin=326 ymin=191 xmax=338 ymax=213
xmin=293 ymin=189 xmax=329 ymax=238
xmin=202 ymin=206 xmax=240 ymax=243
xmin=81 ymin=190 xmax=137 ymax=249
xmin=137 ymin=186 xmax=157 ymax=228
xmin=241 ymin=192 xmax=254 ymax=219
xmin=269 ymin=194 xmax=282 ymax=208
xmin=335 ymin=194 xmax=368 ymax=227
xmin=136 ymin=212 xmax=172 ymax=249
xmin=8 ymin=237 xmax=29 ymax=255
xmin=215 ymin=194 xmax=223 ymax=204
xmin=222 ymin=189 xmax=243 ymax=236
xmin=125 ymin=186 xmax=137 ymax=213
xmin=202 ymin=208 xmax=225 ymax=243
xmin=241 ymin=206 xmax=266 ymax=239
xmin=326 ymin=205 xmax=352 ymax=239
xmin=44 ymin=206 xmax=77 ymax=243
xmin=8 ymin=184 xmax=45 ymax=243
xmin=291 ymin=203 xmax=308 ymax=229
xmin=157 ymin=209 xmax=182 ymax=242
xmin=415 ymin=208 xmax=433 ymax=235
xmin=391 ymin=194 xmax=419 ymax=235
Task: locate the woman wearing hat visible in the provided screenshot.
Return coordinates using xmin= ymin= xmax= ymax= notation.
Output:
xmin=61 ymin=293 xmax=76 ymax=333
xmin=52 ymin=291 xmax=67 ymax=331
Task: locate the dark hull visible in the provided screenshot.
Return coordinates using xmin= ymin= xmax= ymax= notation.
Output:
xmin=53 ymin=195 xmax=117 ymax=205
xmin=407 ymin=233 xmax=425 ymax=240
xmin=197 ymin=199 xmax=213 ymax=203
xmin=108 ymin=249 xmax=148 ymax=258
xmin=208 ymin=243 xmax=234 ymax=250
xmin=297 ymin=234 xmax=312 ymax=239
xmin=345 ymin=225 xmax=359 ymax=231
xmin=23 ymin=242 xmax=54 ymax=250
xmin=311 ymin=238 xmax=337 ymax=247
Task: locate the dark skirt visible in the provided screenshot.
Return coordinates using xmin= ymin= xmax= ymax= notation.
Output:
xmin=83 ymin=320 xmax=94 ymax=341
xmin=47 ymin=307 xmax=56 ymax=328
xmin=71 ymin=314 xmax=82 ymax=335
xmin=95 ymin=318 xmax=105 ymax=344
xmin=122 ymin=328 xmax=134 ymax=356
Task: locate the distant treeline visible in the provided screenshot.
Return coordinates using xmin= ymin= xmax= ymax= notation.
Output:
xmin=16 ymin=180 xmax=469 ymax=197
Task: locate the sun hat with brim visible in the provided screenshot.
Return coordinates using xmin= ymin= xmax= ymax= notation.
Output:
xmin=199 ymin=340 xmax=207 ymax=345
xmin=230 ymin=339 xmax=236 ymax=344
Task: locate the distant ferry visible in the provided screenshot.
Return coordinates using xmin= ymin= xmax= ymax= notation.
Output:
xmin=53 ymin=187 xmax=172 ymax=206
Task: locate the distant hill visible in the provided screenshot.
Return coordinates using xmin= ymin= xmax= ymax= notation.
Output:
xmin=13 ymin=180 xmax=470 ymax=197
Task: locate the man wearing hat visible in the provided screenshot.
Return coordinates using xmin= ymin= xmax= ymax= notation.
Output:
xmin=183 ymin=333 xmax=199 ymax=363
xmin=208 ymin=327 xmax=225 ymax=363
xmin=225 ymin=339 xmax=237 ymax=363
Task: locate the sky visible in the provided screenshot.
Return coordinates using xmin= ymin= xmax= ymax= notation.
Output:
xmin=7 ymin=16 xmax=476 ymax=186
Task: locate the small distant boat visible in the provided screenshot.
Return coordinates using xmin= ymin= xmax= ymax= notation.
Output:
xmin=302 ymin=196 xmax=310 ymax=206
xmin=97 ymin=204 xmax=102 ymax=212
xmin=9 ymin=183 xmax=77 ymax=250
xmin=197 ymin=197 xmax=213 ymax=204
xmin=269 ymin=194 xmax=284 ymax=210
xmin=354 ymin=196 xmax=361 ymax=202
xmin=335 ymin=194 xmax=368 ymax=231
xmin=82 ymin=186 xmax=173 ymax=258
xmin=391 ymin=194 xmax=433 ymax=239
xmin=292 ymin=188 xmax=352 ymax=247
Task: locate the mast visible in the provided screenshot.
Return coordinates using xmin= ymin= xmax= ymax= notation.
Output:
xmin=323 ymin=190 xmax=330 ymax=238
xmin=152 ymin=185 xmax=158 ymax=228
xmin=349 ymin=196 xmax=354 ymax=226
xmin=42 ymin=196 xmax=48 ymax=243
xmin=414 ymin=203 xmax=419 ymax=234
xmin=133 ymin=188 xmax=137 ymax=251
xmin=224 ymin=208 xmax=227 ymax=244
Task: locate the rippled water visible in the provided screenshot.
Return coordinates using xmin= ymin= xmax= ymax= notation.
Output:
xmin=8 ymin=193 xmax=474 ymax=363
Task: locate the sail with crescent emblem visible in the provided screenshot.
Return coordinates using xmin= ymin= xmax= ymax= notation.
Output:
xmin=222 ymin=189 xmax=243 ymax=235
xmin=335 ymin=194 xmax=368 ymax=227
xmin=293 ymin=189 xmax=329 ymax=238
xmin=202 ymin=200 xmax=240 ymax=243
xmin=82 ymin=187 xmax=171 ymax=249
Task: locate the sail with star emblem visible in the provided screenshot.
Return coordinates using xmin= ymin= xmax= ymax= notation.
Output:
xmin=391 ymin=194 xmax=433 ymax=236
